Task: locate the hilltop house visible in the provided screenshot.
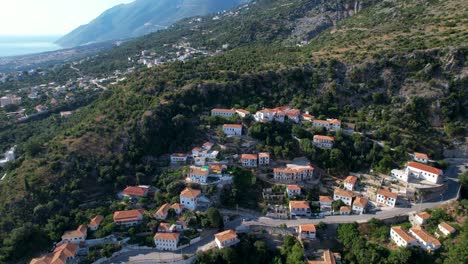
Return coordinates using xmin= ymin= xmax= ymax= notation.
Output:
xmin=215 ymin=229 xmax=240 ymax=249
xmin=410 ymin=226 xmax=441 ymax=251
xmin=319 ymin=196 xmax=333 ymax=211
xmin=61 ymin=225 xmax=87 ymax=243
xmin=376 ymin=188 xmax=397 ymax=207
xmin=88 ymin=215 xmax=104 ymax=231
xmin=301 ymin=113 xmax=315 ymax=122
xmin=333 ymin=189 xmax=355 ymax=206
xmin=289 ymin=201 xmax=311 ymax=217
xmin=391 ymin=162 xmax=443 ymax=184
xmin=298 ymin=224 xmax=316 ymax=240
xmin=223 ymin=124 xmax=242 ymax=136
xmin=258 ymin=152 xmax=270 ymax=166
xmin=313 ymin=135 xmax=334 ymax=149
xmin=113 ymin=209 xmax=144 ymax=227
xmin=273 ymin=164 xmax=314 ymax=183
xmin=286 ymin=185 xmax=301 ymax=197
xmin=414 ymin=212 xmax=431 ymax=225
xmin=438 ymin=222 xmax=456 ymax=237
xmin=189 ymin=166 xmax=209 ymax=184
xmin=154 ymin=203 xmax=172 ymax=220
xmin=340 ymin=206 xmax=351 ymax=215
xmin=211 ymin=108 xmax=236 ymax=118
xmin=241 ymin=154 xmax=258 ymax=168
xmin=30 ymin=243 xmax=78 ymax=264
xmin=352 ymin=196 xmax=368 ymax=214
xmin=343 ymin=175 xmax=358 ymax=191
xmin=154 ymin=232 xmax=180 ymax=251
xmin=414 ymin=152 xmax=429 ymax=163
xmin=170 ymin=153 xmax=188 ymax=163
xmin=390 ymin=226 xmax=418 ymax=247
xmin=180 ymin=188 xmax=202 ymax=211
xmin=122 ymin=186 xmax=149 ymax=199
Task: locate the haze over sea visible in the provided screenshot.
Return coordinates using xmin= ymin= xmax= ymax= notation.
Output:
xmin=0 ymin=35 xmax=62 ymax=57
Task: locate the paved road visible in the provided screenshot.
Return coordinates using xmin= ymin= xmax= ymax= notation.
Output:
xmin=106 ymin=160 xmax=466 ymax=263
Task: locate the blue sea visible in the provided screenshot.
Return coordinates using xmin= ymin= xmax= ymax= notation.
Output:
xmin=0 ymin=35 xmax=62 ymax=57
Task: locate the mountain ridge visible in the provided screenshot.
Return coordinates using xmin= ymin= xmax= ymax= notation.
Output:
xmin=56 ymin=0 xmax=251 ymax=48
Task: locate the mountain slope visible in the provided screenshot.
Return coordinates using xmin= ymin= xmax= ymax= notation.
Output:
xmin=56 ymin=0 xmax=250 ymax=48
xmin=0 ymin=0 xmax=466 ymax=262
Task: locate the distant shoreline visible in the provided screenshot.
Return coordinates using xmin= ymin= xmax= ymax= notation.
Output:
xmin=0 ymin=35 xmax=63 ymax=57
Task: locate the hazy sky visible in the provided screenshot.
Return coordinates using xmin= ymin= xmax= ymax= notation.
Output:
xmin=0 ymin=0 xmax=135 ymax=36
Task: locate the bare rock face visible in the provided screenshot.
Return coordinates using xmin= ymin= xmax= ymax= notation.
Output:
xmin=288 ymin=0 xmax=382 ymax=44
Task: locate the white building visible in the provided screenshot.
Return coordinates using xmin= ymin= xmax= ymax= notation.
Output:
xmin=189 ymin=166 xmax=209 ymax=184
xmin=319 ymin=196 xmax=333 ymax=211
xmin=414 ymin=152 xmax=429 ymax=163
xmin=180 ymin=188 xmax=201 ymax=211
xmin=406 ymin=162 xmax=443 ymax=184
xmin=258 ymin=152 xmax=270 ymax=166
xmin=235 ymin=109 xmax=250 ymax=118
xmin=333 ymin=188 xmax=355 ymax=206
xmin=352 ymin=196 xmax=368 ymax=214
xmin=254 ymin=108 xmax=286 ymax=122
xmin=289 ymin=201 xmax=311 ymax=217
xmin=410 ymin=226 xmax=441 ymax=251
xmin=286 ymin=185 xmax=301 ymax=197
xmin=223 ymin=124 xmax=242 ymax=136
xmin=154 ymin=203 xmax=172 ymax=220
xmin=438 ymin=222 xmax=456 ymax=237
xmin=113 ymin=209 xmax=144 ymax=227
xmin=376 ymin=188 xmax=397 ymax=207
xmin=414 ymin=211 xmax=431 ymax=225
xmin=211 ymin=108 xmax=236 ymax=118
xmin=61 ymin=225 xmax=87 ymax=244
xmin=390 ymin=226 xmax=418 ymax=247
xmin=214 ymin=229 xmax=240 ymax=249
xmin=170 ymin=153 xmax=188 ymax=163
xmin=240 ymin=154 xmax=258 ymax=167
xmin=154 ymin=232 xmax=180 ymax=251
xmin=298 ymin=224 xmax=316 ymax=240
xmin=343 ymin=175 xmax=358 ymax=191
xmin=313 ymin=135 xmax=334 ymax=149
xmin=273 ymin=164 xmax=314 ymax=183
xmin=390 ymin=169 xmax=409 ymax=182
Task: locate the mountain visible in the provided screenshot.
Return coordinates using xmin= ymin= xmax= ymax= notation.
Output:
xmin=0 ymin=0 xmax=466 ymax=262
xmin=56 ymin=0 xmax=251 ymax=48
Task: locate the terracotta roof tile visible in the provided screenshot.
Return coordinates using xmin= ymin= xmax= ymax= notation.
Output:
xmin=391 ymin=226 xmax=417 ymax=243
xmin=407 ymin=162 xmax=442 ymax=175
xmin=180 ymin=188 xmax=201 ymax=199
xmin=215 ymin=229 xmax=238 ymax=243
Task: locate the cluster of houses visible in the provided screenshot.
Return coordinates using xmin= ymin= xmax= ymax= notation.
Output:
xmin=390 ymin=211 xmax=456 ymax=251
xmin=0 ymin=94 xmax=21 ymax=107
xmin=391 ymin=155 xmax=443 ymax=184
xmin=31 ymin=216 xmax=104 ymax=264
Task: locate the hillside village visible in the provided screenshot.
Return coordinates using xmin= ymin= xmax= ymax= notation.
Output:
xmin=29 ymin=105 xmax=465 ymax=264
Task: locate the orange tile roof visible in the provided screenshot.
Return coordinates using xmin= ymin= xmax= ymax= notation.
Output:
xmin=334 ymin=188 xmax=355 ymax=198
xmin=212 ymin=108 xmax=236 ymax=113
xmin=258 ymin=152 xmax=270 ymax=158
xmin=285 ymin=109 xmax=301 ymax=117
xmin=113 ymin=209 xmax=144 ymax=223
xmin=31 ymin=243 xmax=79 ymax=264
xmin=391 ymin=226 xmax=417 ymax=243
xmin=287 ymin=184 xmax=301 ymax=191
xmin=340 ymin=206 xmax=351 ymax=212
xmin=192 ymin=147 xmax=202 ymax=152
xmin=289 ymin=200 xmax=310 ymax=209
xmin=274 ymin=165 xmax=314 ymax=174
xmin=241 ymin=154 xmax=258 ymax=160
xmin=89 ymin=215 xmax=104 ymax=227
xmin=302 ymin=113 xmax=315 ymax=119
xmin=171 ymin=203 xmax=182 ymax=210
xmin=328 ymin=119 xmax=341 ymax=125
xmin=223 ymin=124 xmax=242 ymax=129
xmin=407 ymin=162 xmax=442 ymax=175
xmin=319 ymin=196 xmax=333 ymax=203
xmin=61 ymin=225 xmax=87 ymax=240
xmin=155 ymin=203 xmax=171 ymax=217
xmin=154 ymin=232 xmax=180 ymax=241
xmin=122 ymin=186 xmax=148 ymax=197
xmin=180 ymin=188 xmax=201 ymax=198
xmin=235 ymin=109 xmax=250 ymax=114
xmin=377 ymin=188 xmax=398 ymax=199
xmin=300 ymin=224 xmax=316 ymax=232
xmin=158 ymin=222 xmax=171 ymax=231
xmin=313 ymin=119 xmax=329 ymax=124
xmin=344 ymin=176 xmax=358 ymax=185
xmin=410 ymin=226 xmax=441 ymax=246
xmin=171 ymin=153 xmax=187 ymax=157
xmin=203 ymin=142 xmax=214 ymax=148
xmin=189 ymin=166 xmax=209 ymax=176
xmin=353 ymin=197 xmax=368 ymax=208
xmin=414 ymin=152 xmax=429 ymax=160
xmin=215 ymin=229 xmax=238 ymax=243
xmin=416 ymin=211 xmax=431 ymax=220
xmin=439 ymin=222 xmax=455 ymax=233
xmin=313 ymin=135 xmax=335 ymax=141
